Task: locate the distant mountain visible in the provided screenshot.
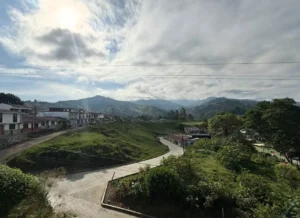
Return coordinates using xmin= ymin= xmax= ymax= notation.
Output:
xmin=190 ymin=97 xmax=258 ymax=120
xmin=25 ymin=96 xmax=167 ymax=117
xmin=133 ymin=99 xmax=183 ymax=110
xmin=171 ymin=97 xmax=217 ymax=107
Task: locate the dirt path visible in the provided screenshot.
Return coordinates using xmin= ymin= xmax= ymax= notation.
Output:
xmin=48 ymin=138 xmax=183 ymax=218
xmin=0 ymin=130 xmax=68 ymax=163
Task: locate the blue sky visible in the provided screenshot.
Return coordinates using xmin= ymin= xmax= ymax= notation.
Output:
xmin=1 ymin=0 xmax=300 ymax=102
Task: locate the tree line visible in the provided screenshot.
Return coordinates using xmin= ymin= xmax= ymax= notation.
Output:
xmin=167 ymin=107 xmax=194 ymax=120
xmin=0 ymin=93 xmax=23 ymax=105
xmin=208 ymin=98 xmax=300 ymax=165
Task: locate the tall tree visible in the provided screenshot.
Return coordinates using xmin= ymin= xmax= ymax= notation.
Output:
xmin=208 ymin=113 xmax=242 ymax=136
xmin=179 ymin=107 xmax=187 ymax=120
xmin=0 ymin=93 xmax=23 ymax=105
xmin=175 ymin=110 xmax=179 ymax=120
xmin=244 ymin=98 xmax=300 ymax=164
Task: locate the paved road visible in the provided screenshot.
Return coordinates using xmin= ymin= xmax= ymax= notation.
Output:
xmin=48 ymin=138 xmax=183 ymax=218
xmin=0 ymin=130 xmax=68 ymax=163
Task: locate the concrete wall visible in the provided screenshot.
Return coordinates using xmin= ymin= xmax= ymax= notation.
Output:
xmin=1 ymin=113 xmax=21 ymax=124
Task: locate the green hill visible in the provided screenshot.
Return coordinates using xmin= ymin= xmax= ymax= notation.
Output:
xmin=190 ymin=97 xmax=257 ymax=120
xmin=7 ymin=121 xmax=180 ymax=172
xmin=26 ymin=95 xmax=167 ymax=117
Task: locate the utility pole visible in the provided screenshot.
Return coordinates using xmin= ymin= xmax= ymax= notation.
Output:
xmin=33 ymin=99 xmax=37 ymax=132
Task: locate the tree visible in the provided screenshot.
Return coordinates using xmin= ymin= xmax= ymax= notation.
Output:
xmin=244 ymin=98 xmax=300 ymax=164
xmin=175 ymin=110 xmax=179 ymax=120
xmin=187 ymin=114 xmax=194 ymax=120
xmin=179 ymin=107 xmax=187 ymax=120
xmin=208 ymin=113 xmax=242 ymax=136
xmin=0 ymin=93 xmax=23 ymax=105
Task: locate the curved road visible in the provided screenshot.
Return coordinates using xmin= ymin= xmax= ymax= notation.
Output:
xmin=49 ymin=137 xmax=183 ymax=218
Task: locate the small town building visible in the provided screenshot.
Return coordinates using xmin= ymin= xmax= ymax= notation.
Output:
xmin=0 ymin=103 xmax=33 ymax=114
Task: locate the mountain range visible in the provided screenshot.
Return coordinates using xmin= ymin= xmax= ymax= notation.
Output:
xmin=25 ymin=95 xmax=260 ymax=119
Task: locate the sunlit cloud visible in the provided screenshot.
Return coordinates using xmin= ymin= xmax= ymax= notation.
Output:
xmin=0 ymin=0 xmax=300 ymax=101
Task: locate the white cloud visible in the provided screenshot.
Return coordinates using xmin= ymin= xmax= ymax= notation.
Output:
xmin=1 ymin=0 xmax=300 ymax=101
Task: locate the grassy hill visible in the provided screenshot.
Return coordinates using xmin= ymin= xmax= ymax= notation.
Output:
xmin=7 ymin=121 xmax=180 ymax=172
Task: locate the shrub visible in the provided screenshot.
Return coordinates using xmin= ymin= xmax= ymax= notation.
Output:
xmin=235 ymin=171 xmax=271 ymax=209
xmin=143 ymin=167 xmax=184 ymax=201
xmin=193 ymin=137 xmax=235 ymax=152
xmin=253 ymin=204 xmax=281 ymax=218
xmin=275 ymin=163 xmax=300 ymax=188
xmin=0 ymin=164 xmax=50 ymax=217
xmin=216 ymin=144 xmax=251 ymax=171
xmin=161 ymin=155 xmax=198 ymax=183
xmin=252 ymin=152 xmax=279 ymax=165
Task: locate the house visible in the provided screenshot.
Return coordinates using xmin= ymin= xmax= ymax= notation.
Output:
xmin=38 ymin=107 xmax=79 ymax=127
xmin=184 ymin=127 xmax=201 ymax=134
xmin=0 ymin=109 xmax=23 ymax=136
xmin=0 ymin=103 xmax=33 ymax=114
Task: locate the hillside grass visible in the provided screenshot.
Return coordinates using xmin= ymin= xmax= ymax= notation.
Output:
xmin=7 ymin=121 xmax=179 ymax=172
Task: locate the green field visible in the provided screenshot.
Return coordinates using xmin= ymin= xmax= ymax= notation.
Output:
xmin=180 ymin=121 xmax=206 ymax=126
xmin=7 ymin=121 xmax=179 ymax=172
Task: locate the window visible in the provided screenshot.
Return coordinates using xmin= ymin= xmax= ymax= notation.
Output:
xmin=9 ymin=124 xmax=15 ymax=130
xmin=0 ymin=113 xmax=2 ymax=123
xmin=24 ymin=123 xmax=28 ymax=129
xmin=51 ymin=121 xmax=55 ymax=125
xmin=41 ymin=122 xmax=45 ymax=126
xmin=13 ymin=114 xmax=17 ymax=122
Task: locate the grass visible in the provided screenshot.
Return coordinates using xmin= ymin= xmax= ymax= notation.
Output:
xmin=180 ymin=121 xmax=206 ymax=126
xmin=7 ymin=121 xmax=179 ymax=172
xmin=255 ymin=146 xmax=282 ymax=158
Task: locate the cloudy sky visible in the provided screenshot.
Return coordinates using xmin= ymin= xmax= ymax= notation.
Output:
xmin=0 ymin=0 xmax=300 ymax=102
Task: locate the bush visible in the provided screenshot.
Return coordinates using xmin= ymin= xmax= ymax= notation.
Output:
xmin=216 ymin=144 xmax=251 ymax=171
xmin=235 ymin=171 xmax=271 ymax=209
xmin=252 ymin=152 xmax=279 ymax=165
xmin=253 ymin=204 xmax=281 ymax=218
xmin=143 ymin=167 xmax=184 ymax=201
xmin=0 ymin=164 xmax=50 ymax=217
xmin=275 ymin=163 xmax=300 ymax=188
xmin=161 ymin=155 xmax=198 ymax=183
xmin=193 ymin=137 xmax=235 ymax=152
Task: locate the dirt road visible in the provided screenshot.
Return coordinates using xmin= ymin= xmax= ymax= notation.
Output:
xmin=0 ymin=130 xmax=68 ymax=163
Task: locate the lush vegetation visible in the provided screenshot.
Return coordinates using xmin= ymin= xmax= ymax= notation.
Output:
xmin=190 ymin=98 xmax=257 ymax=120
xmin=7 ymin=121 xmax=180 ymax=172
xmin=0 ymin=92 xmax=23 ymax=105
xmin=167 ymin=107 xmax=194 ymax=120
xmin=0 ymin=164 xmax=53 ymax=218
xmin=110 ymin=98 xmax=300 ymax=218
xmin=208 ymin=113 xmax=242 ymax=136
xmin=112 ymin=137 xmax=300 ymax=218
xmin=244 ymin=98 xmax=300 ymax=164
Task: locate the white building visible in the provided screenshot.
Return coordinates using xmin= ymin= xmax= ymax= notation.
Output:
xmin=0 ymin=109 xmax=23 ymax=135
xmin=0 ymin=103 xmax=32 ymax=114
xmin=38 ymin=107 xmax=79 ymax=127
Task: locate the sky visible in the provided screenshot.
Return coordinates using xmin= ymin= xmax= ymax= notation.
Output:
xmin=0 ymin=0 xmax=300 ymax=102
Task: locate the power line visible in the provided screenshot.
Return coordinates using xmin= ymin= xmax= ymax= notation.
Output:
xmin=1 ymin=72 xmax=300 ymax=80
xmin=1 ymin=61 xmax=300 ymax=69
